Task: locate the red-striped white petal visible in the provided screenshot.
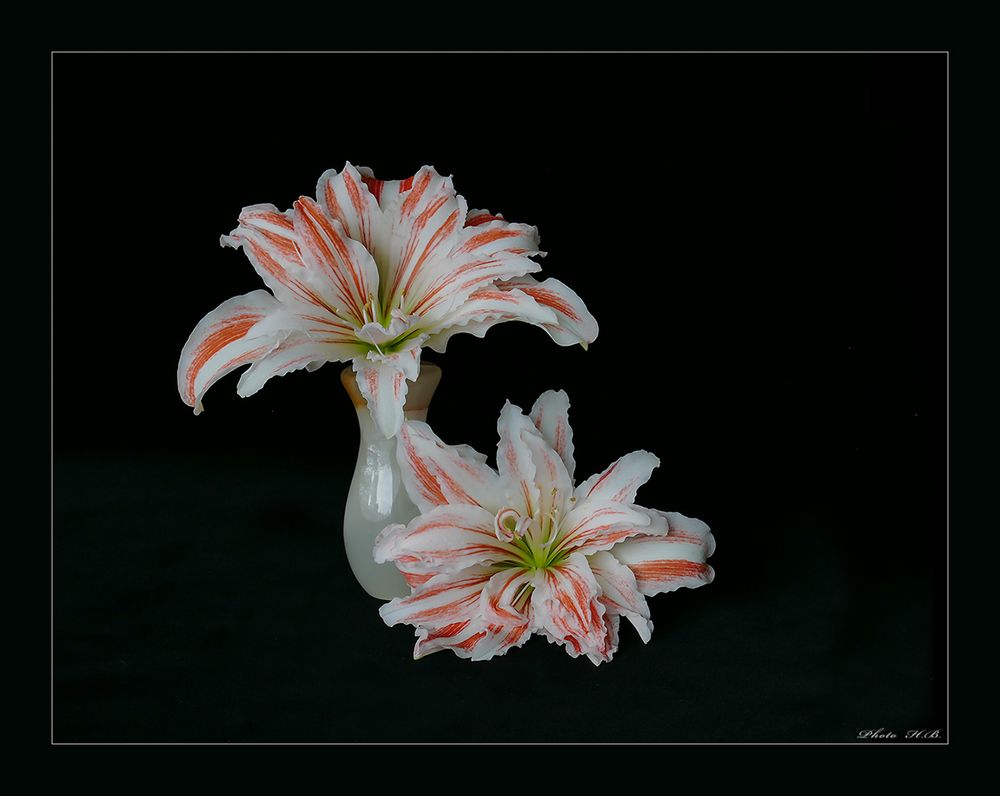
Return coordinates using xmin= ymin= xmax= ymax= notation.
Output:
xmin=378 ymin=565 xmax=495 ymax=628
xmin=531 ymin=553 xmax=614 ymax=663
xmin=292 ymin=196 xmax=380 ymax=324
xmin=420 ymin=318 xmax=496 ymax=354
xmin=530 ymin=389 xmax=576 ymax=480
xmin=395 ymin=421 xmax=504 ymax=513
xmin=464 ymin=208 xmax=506 ymax=227
xmin=413 ymin=620 xmax=488 ymax=660
xmin=220 ymin=204 xmax=308 ymax=305
xmin=555 ymin=499 xmax=661 ymax=556
xmin=479 ymin=567 xmax=534 ymax=628
xmin=421 ymin=284 xmax=558 ymax=353
xmin=496 ymin=275 xmax=599 ymax=348
xmin=521 ymin=420 xmax=573 ymax=525
xmin=220 ymin=205 xmax=365 ymax=339
xmin=373 ymin=505 xmax=519 ymax=574
xmin=588 ymin=551 xmax=653 ymax=643
xmin=380 ymin=166 xmax=468 ymax=312
xmin=352 ymin=352 xmax=421 ymax=438
xmin=178 ymin=290 xmax=283 ymax=415
xmin=590 ymin=613 xmax=620 ymax=666
xmin=610 ymin=512 xmax=716 ymax=596
xmin=236 ymin=336 xmax=364 ymax=399
xmin=316 ymin=162 xmax=381 ymax=253
xmin=496 ymin=401 xmax=541 ymax=517
xmin=575 ymin=450 xmax=661 ymax=504
xmin=397 ymin=562 xmax=436 ymax=590
xmin=470 ymin=622 xmax=534 ymax=661
xmin=407 ymin=216 xmax=544 ymax=319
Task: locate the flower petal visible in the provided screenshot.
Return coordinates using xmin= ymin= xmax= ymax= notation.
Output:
xmin=421 ymin=284 xmax=558 ymax=353
xmin=588 ymin=551 xmax=653 ymax=643
xmin=220 ymin=205 xmax=365 ymax=342
xmin=531 ymin=553 xmax=614 ymax=664
xmin=236 ymin=336 xmax=364 ymax=398
xmin=521 ymin=419 xmax=574 ymax=526
xmin=555 ymin=499 xmax=660 ymax=556
xmin=529 ymin=389 xmax=576 ymax=480
xmin=395 ymin=421 xmax=504 ymax=513
xmin=470 ymin=622 xmax=534 ymax=661
xmin=496 ymin=401 xmax=541 ymax=517
xmin=496 ymin=275 xmax=599 ymax=348
xmin=373 ymin=505 xmax=519 ymax=574
xmin=379 ymin=166 xmax=468 ymax=312
xmin=178 ymin=290 xmax=283 ymax=415
xmin=316 ymin=162 xmax=381 ymax=253
xmin=479 ymin=567 xmax=534 ymax=627
xmin=407 ymin=215 xmax=545 ymax=319
xmin=575 ymin=450 xmax=660 ymax=504
xmin=292 ymin=195 xmax=380 ymax=324
xmin=610 ymin=512 xmax=716 ymax=596
xmin=413 ymin=620 xmax=488 ymax=660
xmin=378 ymin=566 xmax=495 ymax=628
xmin=352 ymin=351 xmax=421 ymax=438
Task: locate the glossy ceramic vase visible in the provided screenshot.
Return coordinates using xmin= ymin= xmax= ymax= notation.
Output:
xmin=340 ymin=362 xmax=442 ymax=599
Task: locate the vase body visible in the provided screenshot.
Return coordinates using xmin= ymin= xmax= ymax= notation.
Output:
xmin=340 ymin=362 xmax=442 ymax=599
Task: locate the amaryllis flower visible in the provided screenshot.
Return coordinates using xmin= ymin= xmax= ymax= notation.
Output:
xmin=177 ymin=164 xmax=598 ymax=437
xmin=374 ymin=390 xmax=715 ymax=664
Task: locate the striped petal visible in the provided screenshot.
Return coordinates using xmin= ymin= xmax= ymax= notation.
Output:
xmin=237 ymin=335 xmax=365 ymax=399
xmin=479 ymin=567 xmax=534 ymax=628
xmin=496 ymin=275 xmax=599 ymax=348
xmin=352 ymin=350 xmax=422 ymax=439
xmin=407 ymin=215 xmax=544 ymax=319
xmin=395 ymin=420 xmax=505 ymax=513
xmin=496 ymin=401 xmax=541 ymax=517
xmin=588 ymin=551 xmax=653 ymax=643
xmin=610 ymin=512 xmax=716 ymax=596
xmin=380 ymin=166 xmax=468 ymax=313
xmin=531 ymin=553 xmax=614 ymax=664
xmin=378 ymin=565 xmax=495 ymax=629
xmin=292 ymin=196 xmax=380 ymax=325
xmin=575 ymin=450 xmax=661 ymax=504
xmin=220 ymin=204 xmax=367 ymax=338
xmin=421 ymin=284 xmax=558 ymax=353
xmin=530 ymin=389 xmax=576 ymax=480
xmin=373 ymin=505 xmax=519 ymax=574
xmin=316 ymin=162 xmax=381 ymax=253
xmin=413 ymin=620 xmax=488 ymax=660
xmin=470 ymin=622 xmax=534 ymax=661
xmin=178 ymin=290 xmax=284 ymax=415
xmin=521 ymin=419 xmax=573 ymax=526
xmin=554 ymin=499 xmax=663 ymax=556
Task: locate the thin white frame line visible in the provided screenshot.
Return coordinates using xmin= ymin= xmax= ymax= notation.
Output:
xmin=49 ymin=50 xmax=949 ymax=54
xmin=50 ymin=49 xmax=950 ymax=747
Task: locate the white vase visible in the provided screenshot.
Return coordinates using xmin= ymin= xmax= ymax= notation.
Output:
xmin=340 ymin=362 xmax=442 ymax=600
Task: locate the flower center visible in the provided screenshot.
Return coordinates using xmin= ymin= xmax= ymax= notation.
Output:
xmin=495 ymin=506 xmax=568 ymax=571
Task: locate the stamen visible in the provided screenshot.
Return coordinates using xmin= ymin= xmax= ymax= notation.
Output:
xmin=540 ymin=508 xmax=561 ymax=548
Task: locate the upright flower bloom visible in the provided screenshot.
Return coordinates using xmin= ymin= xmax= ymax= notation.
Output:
xmin=177 ymin=164 xmax=598 ymax=437
xmin=375 ymin=390 xmax=715 ymax=664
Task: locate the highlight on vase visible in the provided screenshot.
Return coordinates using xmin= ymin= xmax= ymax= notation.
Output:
xmin=374 ymin=390 xmax=715 ymax=665
xmin=177 ymin=163 xmax=599 ymax=438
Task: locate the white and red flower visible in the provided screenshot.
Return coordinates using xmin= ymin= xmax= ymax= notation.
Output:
xmin=177 ymin=164 xmax=598 ymax=437
xmin=375 ymin=390 xmax=715 ymax=664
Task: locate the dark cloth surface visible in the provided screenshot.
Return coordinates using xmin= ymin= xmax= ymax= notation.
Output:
xmin=54 ymin=451 xmax=943 ymax=743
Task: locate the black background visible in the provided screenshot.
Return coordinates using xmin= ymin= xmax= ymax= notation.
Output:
xmin=53 ymin=53 xmax=947 ymax=743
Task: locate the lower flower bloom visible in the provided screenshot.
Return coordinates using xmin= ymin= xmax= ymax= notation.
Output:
xmin=374 ymin=390 xmax=715 ymax=664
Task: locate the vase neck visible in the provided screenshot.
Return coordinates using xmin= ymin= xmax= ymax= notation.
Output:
xmin=340 ymin=361 xmax=442 ymax=433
